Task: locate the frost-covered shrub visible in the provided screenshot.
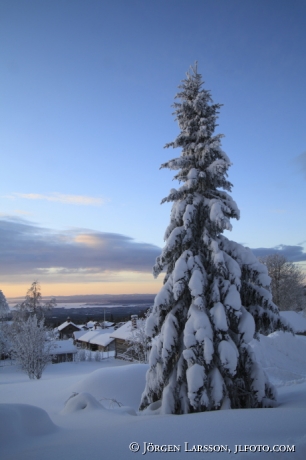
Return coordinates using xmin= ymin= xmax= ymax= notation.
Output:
xmin=140 ymin=65 xmax=290 ymax=415
xmin=124 ymin=315 xmax=150 ymax=363
xmin=10 ymin=315 xmax=51 ymax=379
xmin=86 ymin=350 xmax=92 ymax=361
xmin=94 ymin=351 xmax=101 ymax=362
xmin=76 ymin=349 xmax=86 ymax=362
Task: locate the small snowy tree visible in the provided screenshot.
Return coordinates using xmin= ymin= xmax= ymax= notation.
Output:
xmin=10 ymin=315 xmax=51 ymax=379
xmin=140 ymin=65 xmax=290 ymax=415
xmin=14 ymin=281 xmax=56 ymax=321
xmin=259 ymin=254 xmax=305 ymax=311
xmin=0 ymin=290 xmax=10 ymax=319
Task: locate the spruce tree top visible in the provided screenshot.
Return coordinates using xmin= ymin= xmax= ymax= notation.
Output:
xmin=154 ymin=64 xmax=240 ymax=279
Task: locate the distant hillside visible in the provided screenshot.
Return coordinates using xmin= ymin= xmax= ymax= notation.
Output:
xmin=8 ymin=293 xmax=156 ymax=305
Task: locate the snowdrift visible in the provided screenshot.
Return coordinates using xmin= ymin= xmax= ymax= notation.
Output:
xmin=71 ymin=363 xmax=148 ymax=410
xmin=0 ymin=403 xmax=58 ymax=445
xmin=280 ymin=311 xmax=306 ymax=334
xmin=250 ymin=332 xmax=306 ymax=386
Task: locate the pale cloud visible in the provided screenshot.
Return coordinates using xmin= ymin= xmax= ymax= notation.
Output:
xmin=251 ymin=244 xmax=306 ymax=262
xmin=74 ymin=234 xmax=105 ymax=247
xmin=0 ymin=217 xmax=161 ymax=280
xmin=13 ymin=209 xmax=33 ymax=216
xmin=12 ymin=192 xmax=104 ymax=206
xmin=2 ymin=215 xmax=305 ymax=291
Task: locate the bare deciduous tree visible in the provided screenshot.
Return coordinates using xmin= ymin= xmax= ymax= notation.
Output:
xmin=14 ymin=281 xmax=56 ymax=320
xmin=259 ymin=254 xmax=306 ymax=311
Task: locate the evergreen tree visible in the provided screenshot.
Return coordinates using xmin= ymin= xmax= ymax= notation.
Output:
xmin=0 ymin=290 xmax=11 ymax=359
xmin=0 ymin=289 xmax=10 ymax=319
xmin=140 ymin=64 xmax=290 ymax=415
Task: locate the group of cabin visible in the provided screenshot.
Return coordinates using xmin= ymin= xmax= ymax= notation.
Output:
xmin=56 ymin=314 xmax=141 ymax=359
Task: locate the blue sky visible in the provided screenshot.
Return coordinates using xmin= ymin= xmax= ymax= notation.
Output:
xmin=1 ymin=0 xmax=305 ymax=296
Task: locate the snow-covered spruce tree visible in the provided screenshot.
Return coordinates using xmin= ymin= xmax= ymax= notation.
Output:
xmin=0 ymin=290 xmax=11 ymax=358
xmin=139 ymin=65 xmax=290 ymax=415
xmin=0 ymin=289 xmax=10 ymax=319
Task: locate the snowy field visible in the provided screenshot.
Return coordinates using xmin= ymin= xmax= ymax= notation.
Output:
xmin=1 ymin=332 xmax=306 ymax=459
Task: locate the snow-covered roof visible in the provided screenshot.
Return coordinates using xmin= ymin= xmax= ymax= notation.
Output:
xmin=86 ymin=321 xmax=100 ymax=328
xmin=73 ymin=330 xmax=87 ymax=340
xmin=280 ymin=311 xmax=306 ymax=333
xmin=110 ymin=321 xmax=142 ymax=341
xmin=101 ymin=321 xmax=114 ymax=327
xmin=58 ymin=321 xmax=81 ymax=332
xmin=77 ymin=330 xmax=114 ymax=347
xmin=49 ymin=339 xmax=77 ymax=355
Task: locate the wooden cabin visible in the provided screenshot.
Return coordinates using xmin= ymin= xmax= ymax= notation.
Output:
xmin=75 ymin=330 xmax=115 ymax=352
xmin=57 ymin=318 xmax=82 ymax=339
xmin=110 ymin=316 xmax=141 ymax=359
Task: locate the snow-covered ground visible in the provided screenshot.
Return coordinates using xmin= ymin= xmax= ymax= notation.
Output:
xmin=1 ymin=332 xmax=306 ymax=459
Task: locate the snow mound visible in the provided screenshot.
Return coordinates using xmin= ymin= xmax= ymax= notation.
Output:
xmin=280 ymin=311 xmax=306 ymax=334
xmin=61 ymin=392 xmax=104 ymax=414
xmin=250 ymin=332 xmax=306 ymax=386
xmin=110 ymin=406 xmax=137 ymax=416
xmin=71 ymin=363 xmax=148 ymax=410
xmin=0 ymin=403 xmax=58 ymax=444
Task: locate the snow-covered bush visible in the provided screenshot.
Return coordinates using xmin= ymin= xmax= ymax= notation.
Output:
xmin=86 ymin=350 xmax=92 ymax=361
xmin=94 ymin=351 xmax=101 ymax=362
xmin=10 ymin=315 xmax=52 ymax=379
xmin=76 ymin=349 xmax=86 ymax=362
xmin=140 ymin=64 xmax=290 ymax=415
